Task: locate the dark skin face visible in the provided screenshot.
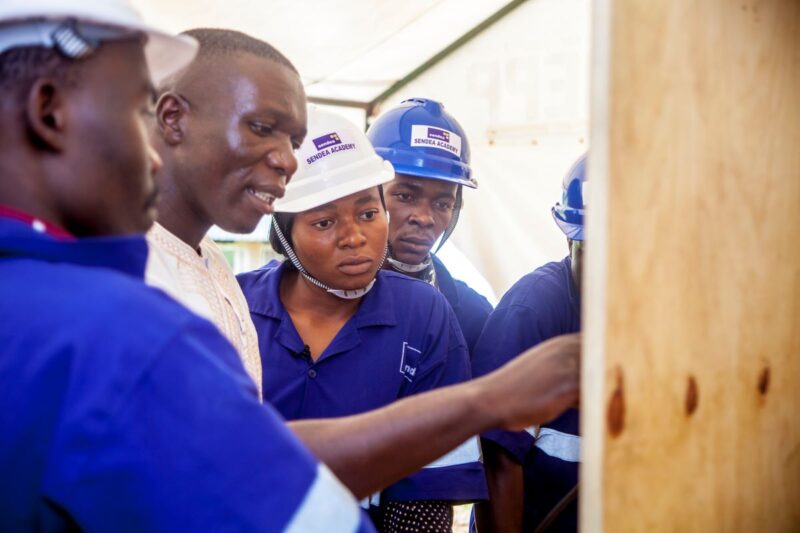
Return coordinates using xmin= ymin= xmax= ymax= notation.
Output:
xmin=153 ymin=54 xmax=307 ymax=248
xmin=279 ymin=187 xmax=388 ymax=359
xmin=0 ymin=39 xmax=161 ymax=237
xmin=384 ymin=174 xmax=458 ymax=265
xmin=289 ymin=187 xmax=388 ymax=293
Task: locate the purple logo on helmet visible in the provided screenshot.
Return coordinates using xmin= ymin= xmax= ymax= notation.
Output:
xmin=426 ymin=128 xmax=450 ymax=143
xmin=313 ymin=132 xmax=342 ymax=151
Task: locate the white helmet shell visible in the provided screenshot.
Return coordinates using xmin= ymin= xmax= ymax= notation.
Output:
xmin=0 ymin=0 xmax=197 ymax=84
xmin=275 ymin=105 xmax=395 ymax=213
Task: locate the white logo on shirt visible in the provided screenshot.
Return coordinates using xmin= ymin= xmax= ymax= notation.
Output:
xmin=399 ymin=342 xmax=420 ymax=382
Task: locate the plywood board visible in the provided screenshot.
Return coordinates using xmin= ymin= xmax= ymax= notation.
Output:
xmin=582 ymin=1 xmax=800 ymax=531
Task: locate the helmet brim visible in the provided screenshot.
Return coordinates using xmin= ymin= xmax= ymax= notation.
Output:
xmin=552 ymin=208 xmax=584 ymax=241
xmin=0 ymin=5 xmax=198 ymax=84
xmin=275 ymin=159 xmax=396 ymax=213
xmin=141 ymin=30 xmax=198 ymax=85
xmin=375 ymin=147 xmax=477 ymax=189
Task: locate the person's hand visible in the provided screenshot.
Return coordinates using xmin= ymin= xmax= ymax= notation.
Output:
xmin=478 ymin=333 xmax=581 ymax=431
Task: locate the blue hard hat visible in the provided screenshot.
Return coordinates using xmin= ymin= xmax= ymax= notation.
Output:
xmin=552 ymin=153 xmax=587 ymax=241
xmin=366 ymin=98 xmax=477 ymax=188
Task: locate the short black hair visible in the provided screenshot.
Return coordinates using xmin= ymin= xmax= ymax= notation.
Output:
xmin=180 ymin=28 xmax=297 ymax=75
xmin=0 ymin=46 xmax=80 ymax=98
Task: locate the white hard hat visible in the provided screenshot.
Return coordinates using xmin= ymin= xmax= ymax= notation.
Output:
xmin=0 ymin=0 xmax=197 ymax=84
xmin=275 ymin=105 xmax=395 ymax=213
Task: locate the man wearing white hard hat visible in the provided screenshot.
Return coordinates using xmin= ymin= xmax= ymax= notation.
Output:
xmin=238 ymin=107 xmax=487 ymax=531
xmin=0 ymin=3 xmax=375 ymax=530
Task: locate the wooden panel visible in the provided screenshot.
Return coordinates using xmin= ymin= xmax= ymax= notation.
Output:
xmin=582 ymin=1 xmax=800 ymax=531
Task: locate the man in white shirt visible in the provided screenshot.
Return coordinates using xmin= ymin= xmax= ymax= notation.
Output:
xmin=144 ymin=28 xmax=306 ymax=396
xmin=147 ymin=222 xmax=263 ymax=397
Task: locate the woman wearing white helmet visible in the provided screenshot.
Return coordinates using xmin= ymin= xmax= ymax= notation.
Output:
xmin=237 ymin=107 xmax=488 ymax=532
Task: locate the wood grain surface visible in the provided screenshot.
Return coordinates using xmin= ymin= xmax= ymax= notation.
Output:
xmin=582 ymin=0 xmax=800 ymax=531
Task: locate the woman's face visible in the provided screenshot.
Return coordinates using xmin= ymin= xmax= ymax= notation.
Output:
xmin=290 ymin=186 xmax=388 ymax=291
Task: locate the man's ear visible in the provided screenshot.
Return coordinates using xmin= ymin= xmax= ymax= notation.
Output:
xmin=25 ymin=79 xmax=66 ymax=152
xmin=156 ymin=92 xmax=188 ymax=146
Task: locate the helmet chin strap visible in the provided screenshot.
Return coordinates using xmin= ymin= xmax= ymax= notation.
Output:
xmin=271 ymin=217 xmax=383 ymax=300
xmin=386 ymin=251 xmax=437 ymax=287
xmin=386 ymin=254 xmax=432 ymax=273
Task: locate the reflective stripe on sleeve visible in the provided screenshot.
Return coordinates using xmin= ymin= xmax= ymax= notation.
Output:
xmin=424 ymin=437 xmax=482 ymax=469
xmin=360 ymin=493 xmax=381 ymax=509
xmin=285 ymin=463 xmax=362 ymax=533
xmin=534 ymin=427 xmax=581 ymax=463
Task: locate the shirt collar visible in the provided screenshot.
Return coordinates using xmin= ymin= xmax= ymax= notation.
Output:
xmin=148 ymin=222 xmax=209 ymax=263
xmin=0 ymin=204 xmax=74 ymax=239
xmin=0 ymin=217 xmax=149 ymax=280
xmin=248 ymin=260 xmax=397 ymax=328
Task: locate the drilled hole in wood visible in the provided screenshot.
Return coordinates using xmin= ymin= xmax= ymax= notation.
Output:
xmin=607 ymin=366 xmax=625 ymax=437
xmin=685 ymin=375 xmax=699 ymax=416
xmin=758 ymin=366 xmax=770 ymax=397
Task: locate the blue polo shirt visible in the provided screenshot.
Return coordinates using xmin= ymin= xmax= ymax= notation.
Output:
xmin=432 ymin=255 xmax=493 ymax=359
xmin=238 ymin=261 xmax=488 ymax=503
xmin=471 ymin=257 xmax=581 ymax=532
xmin=0 ymin=217 xmax=372 ymax=532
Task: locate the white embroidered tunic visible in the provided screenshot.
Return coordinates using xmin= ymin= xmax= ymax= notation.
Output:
xmin=146 ymin=223 xmax=262 ymax=399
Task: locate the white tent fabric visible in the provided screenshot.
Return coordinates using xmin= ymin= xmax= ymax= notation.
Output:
xmin=135 ymin=0 xmax=590 ymax=297
xmin=375 ymin=0 xmax=590 ymax=295
xmin=133 ymin=0 xmax=512 ymax=104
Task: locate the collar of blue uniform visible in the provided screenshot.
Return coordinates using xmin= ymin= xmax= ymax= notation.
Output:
xmin=271 ymin=217 xmax=385 ymax=300
xmin=243 ymin=259 xmax=398 ymax=328
xmin=0 ymin=217 xmax=148 ymax=279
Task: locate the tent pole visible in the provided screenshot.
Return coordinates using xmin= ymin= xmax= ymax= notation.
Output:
xmin=366 ymin=0 xmax=530 ymax=117
xmin=305 ymin=96 xmax=371 ymax=109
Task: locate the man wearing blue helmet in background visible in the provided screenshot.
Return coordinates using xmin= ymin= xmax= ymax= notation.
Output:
xmin=471 ymin=154 xmax=587 ymax=532
xmin=367 ymin=98 xmax=493 ymax=358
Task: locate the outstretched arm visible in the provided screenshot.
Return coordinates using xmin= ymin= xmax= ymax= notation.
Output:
xmin=289 ymin=333 xmax=580 ymax=498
